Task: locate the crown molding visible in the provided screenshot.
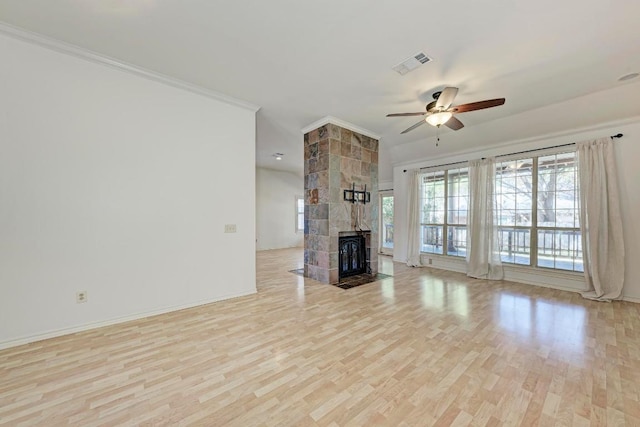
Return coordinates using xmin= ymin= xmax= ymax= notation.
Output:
xmin=301 ymin=116 xmax=380 ymax=140
xmin=471 ymin=115 xmax=640 ymax=154
xmin=0 ymin=22 xmax=260 ymax=113
xmin=392 ymin=115 xmax=640 ymax=171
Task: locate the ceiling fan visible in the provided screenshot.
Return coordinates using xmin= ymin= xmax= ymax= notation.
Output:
xmin=387 ymin=87 xmax=505 ymax=134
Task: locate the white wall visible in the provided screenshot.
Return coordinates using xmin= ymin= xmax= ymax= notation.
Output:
xmin=378 ymin=144 xmax=393 ymax=186
xmin=393 ymin=118 xmax=640 ymax=301
xmin=256 ymin=168 xmax=303 ymax=250
xmin=379 ymin=180 xmax=393 ymax=192
xmin=0 ymin=33 xmax=257 ymax=348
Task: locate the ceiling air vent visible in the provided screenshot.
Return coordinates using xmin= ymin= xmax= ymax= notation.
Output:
xmin=392 ymin=52 xmax=432 ymax=76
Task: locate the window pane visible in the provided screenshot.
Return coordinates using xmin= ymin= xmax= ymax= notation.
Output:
xmin=420 ymin=171 xmax=445 ymax=225
xmin=447 ymin=226 xmax=467 ymax=257
xmin=538 ymin=152 xmax=579 ymax=228
xmin=495 ymin=159 xmax=533 ymax=228
xmin=498 ymin=227 xmax=530 ymax=265
xmin=430 ymin=209 xmax=445 ymax=224
xmin=515 ymin=210 xmax=531 ymax=226
xmin=447 ymin=167 xmax=469 ymax=225
xmin=537 ymin=229 xmax=583 ymax=272
xmin=535 ymin=152 xmax=581 ymax=270
xmin=421 ymin=225 xmax=443 ymax=254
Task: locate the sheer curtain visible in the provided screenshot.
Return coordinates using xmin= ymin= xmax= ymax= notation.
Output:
xmin=406 ymin=169 xmax=423 ymax=267
xmin=578 ymin=138 xmax=625 ymax=301
xmin=466 ymin=158 xmax=504 ymax=280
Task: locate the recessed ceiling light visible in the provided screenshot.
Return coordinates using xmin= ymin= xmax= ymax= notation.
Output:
xmin=273 ymin=153 xmax=284 ymax=160
xmin=618 ymin=72 xmax=639 ymax=82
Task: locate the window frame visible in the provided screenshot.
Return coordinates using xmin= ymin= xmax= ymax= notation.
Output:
xmin=419 ymin=167 xmax=469 ymax=258
xmin=532 ymin=152 xmax=581 ymax=271
xmin=417 ymin=149 xmax=582 ymax=273
xmin=495 ymin=157 xmax=535 ymax=267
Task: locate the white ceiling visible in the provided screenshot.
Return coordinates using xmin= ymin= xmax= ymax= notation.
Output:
xmin=2 ymin=0 xmax=640 ymax=177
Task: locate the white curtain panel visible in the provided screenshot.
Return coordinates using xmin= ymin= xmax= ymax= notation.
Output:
xmin=466 ymin=158 xmax=504 ymax=280
xmin=406 ymin=169 xmax=423 ymax=267
xmin=578 ymin=138 xmax=625 ymax=301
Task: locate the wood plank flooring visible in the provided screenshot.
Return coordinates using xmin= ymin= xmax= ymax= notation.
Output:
xmin=2 ymin=248 xmax=640 ymax=426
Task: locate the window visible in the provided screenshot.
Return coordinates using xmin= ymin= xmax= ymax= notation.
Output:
xmin=495 ymin=158 xmax=534 ymax=266
xmin=295 ymin=196 xmax=304 ymax=233
xmin=419 ymin=167 xmax=469 ymax=257
xmin=536 ymin=153 xmax=581 ymax=271
xmin=418 ymin=151 xmax=582 ymax=272
xmin=446 ymin=167 xmax=469 ymax=257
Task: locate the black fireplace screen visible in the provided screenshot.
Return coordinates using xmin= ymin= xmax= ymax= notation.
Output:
xmin=339 ymin=235 xmax=366 ymax=278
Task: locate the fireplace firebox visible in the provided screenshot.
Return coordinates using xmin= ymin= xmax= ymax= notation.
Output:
xmin=338 ymin=235 xmax=367 ymax=278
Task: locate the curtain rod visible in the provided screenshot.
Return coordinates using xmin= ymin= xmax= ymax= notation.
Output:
xmin=403 ymin=133 xmax=623 ymax=172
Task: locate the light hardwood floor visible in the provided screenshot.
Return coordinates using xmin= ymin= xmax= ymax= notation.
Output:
xmin=1 ymin=248 xmax=640 ymax=426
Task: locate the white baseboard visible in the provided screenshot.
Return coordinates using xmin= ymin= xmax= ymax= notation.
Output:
xmin=0 ymin=290 xmax=256 ymax=351
xmin=504 ymin=278 xmax=582 ymax=294
xmin=417 ymin=254 xmax=586 ymax=293
xmin=409 ymin=256 xmax=640 ymax=303
xmin=256 ymin=245 xmax=303 ymax=251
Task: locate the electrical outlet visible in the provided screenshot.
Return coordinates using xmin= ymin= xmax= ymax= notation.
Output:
xmin=76 ymin=291 xmax=88 ymax=303
xmin=224 ymin=224 xmax=237 ymax=233
xmin=428 ymin=258 xmax=433 ymax=265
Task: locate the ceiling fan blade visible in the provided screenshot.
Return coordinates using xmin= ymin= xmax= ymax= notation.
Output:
xmin=445 ymin=116 xmax=464 ymax=131
xmin=436 ymin=87 xmax=458 ymax=109
xmin=387 ymin=111 xmax=427 ymax=117
xmin=453 ymin=98 xmax=505 ymax=113
xmin=401 ymin=119 xmax=426 ymax=134
xmin=386 ymin=112 xmax=426 ymax=117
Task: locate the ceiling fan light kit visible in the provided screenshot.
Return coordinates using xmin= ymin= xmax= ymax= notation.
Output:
xmin=425 ymin=111 xmax=452 ymax=127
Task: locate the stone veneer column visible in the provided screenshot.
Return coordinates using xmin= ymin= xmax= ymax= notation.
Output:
xmin=304 ymin=122 xmax=378 ymax=284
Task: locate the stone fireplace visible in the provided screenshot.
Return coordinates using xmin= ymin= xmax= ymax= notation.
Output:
xmin=303 ymin=119 xmax=379 ymax=284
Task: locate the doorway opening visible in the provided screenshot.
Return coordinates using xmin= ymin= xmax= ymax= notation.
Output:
xmin=379 ymin=191 xmax=393 ymax=256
